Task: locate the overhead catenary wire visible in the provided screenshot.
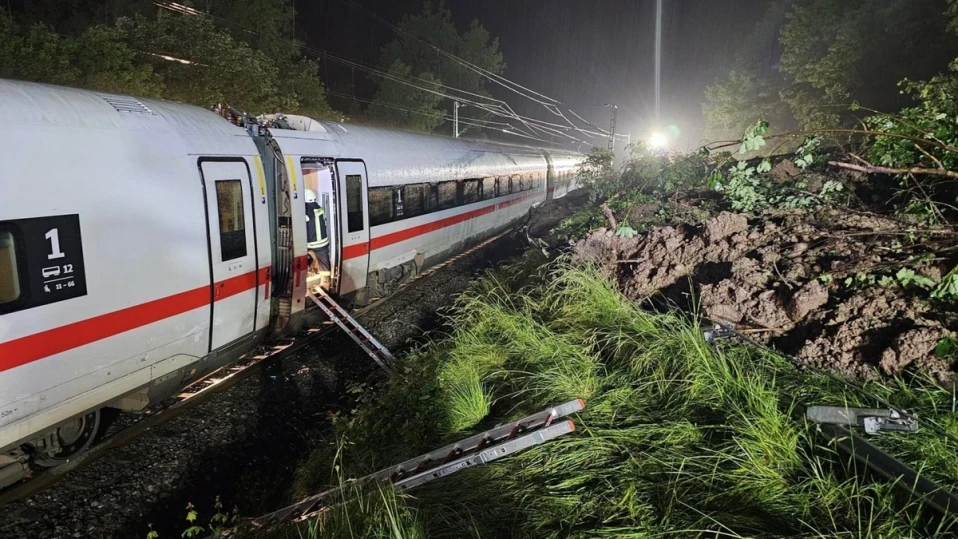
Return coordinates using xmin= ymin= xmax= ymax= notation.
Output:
xmin=329 ymin=0 xmax=627 ymax=143
xmin=152 ymin=0 xmax=605 ymax=148
xmin=326 ymin=90 xmax=515 ymax=132
xmin=331 ymin=0 xmax=561 ymax=106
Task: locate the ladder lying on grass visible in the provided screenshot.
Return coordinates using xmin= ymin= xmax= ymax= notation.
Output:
xmin=250 ymin=398 xmax=586 ymax=529
xmin=307 ymin=289 xmax=394 ymax=375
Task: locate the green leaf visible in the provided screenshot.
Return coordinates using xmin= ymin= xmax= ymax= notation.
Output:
xmin=935 ymin=337 xmax=957 ymax=357
xmin=757 ymin=159 xmax=772 ymax=173
xmin=707 ymin=170 xmax=724 ymax=190
xmin=615 ymin=222 xmax=639 ymax=238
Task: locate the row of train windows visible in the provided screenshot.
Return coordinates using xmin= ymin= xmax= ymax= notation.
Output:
xmin=368 ymin=173 xmax=544 ymax=228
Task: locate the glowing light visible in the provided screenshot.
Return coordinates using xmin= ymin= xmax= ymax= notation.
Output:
xmin=649 ymin=132 xmax=668 ymax=149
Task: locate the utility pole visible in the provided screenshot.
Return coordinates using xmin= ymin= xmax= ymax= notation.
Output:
xmin=454 ymin=101 xmax=460 ymax=138
xmin=603 ymin=97 xmax=617 ymax=152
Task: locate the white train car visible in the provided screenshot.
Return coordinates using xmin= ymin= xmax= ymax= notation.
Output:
xmin=0 ymin=79 xmax=580 ymax=487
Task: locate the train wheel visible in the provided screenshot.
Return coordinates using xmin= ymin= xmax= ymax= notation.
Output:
xmin=32 ymin=409 xmax=102 ymax=467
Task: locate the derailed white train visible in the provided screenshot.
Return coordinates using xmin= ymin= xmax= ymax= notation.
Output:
xmin=0 ymin=79 xmax=580 ymax=487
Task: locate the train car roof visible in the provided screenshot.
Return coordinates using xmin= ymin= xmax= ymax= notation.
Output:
xmin=266 ymin=115 xmax=582 ymax=161
xmin=0 ymin=78 xmax=248 ymax=137
xmin=0 ymin=78 xmax=583 ymax=179
xmin=268 ymin=118 xmax=582 ymax=187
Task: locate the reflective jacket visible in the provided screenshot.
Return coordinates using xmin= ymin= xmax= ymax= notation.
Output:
xmin=306 ymin=202 xmax=329 ymax=249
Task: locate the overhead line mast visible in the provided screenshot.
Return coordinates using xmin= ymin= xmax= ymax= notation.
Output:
xmin=603 ymin=97 xmax=617 ymax=152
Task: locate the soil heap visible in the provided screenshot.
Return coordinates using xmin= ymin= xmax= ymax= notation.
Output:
xmin=573 ymin=207 xmax=958 ymax=384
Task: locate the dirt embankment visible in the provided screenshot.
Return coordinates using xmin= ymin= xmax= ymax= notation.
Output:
xmin=573 ymin=207 xmax=958 ymax=384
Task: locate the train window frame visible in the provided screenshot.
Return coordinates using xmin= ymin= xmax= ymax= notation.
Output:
xmin=403 ymin=183 xmax=427 ymax=218
xmin=482 ymin=177 xmax=495 ymax=200
xmin=437 ymin=181 xmax=457 ymax=211
xmin=0 ymin=225 xmax=24 ymax=307
xmin=426 ymin=184 xmax=439 ymax=211
xmin=368 ymin=186 xmax=394 ymax=227
xmin=214 ymin=180 xmax=248 ymax=261
xmin=462 ymin=179 xmax=479 ymax=205
xmin=345 ymin=174 xmax=364 ymax=233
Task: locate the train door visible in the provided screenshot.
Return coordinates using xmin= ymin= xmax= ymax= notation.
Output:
xmin=335 ymin=160 xmax=370 ymax=296
xmin=301 ymin=159 xmax=340 ymax=292
xmin=199 ymin=159 xmax=258 ymax=351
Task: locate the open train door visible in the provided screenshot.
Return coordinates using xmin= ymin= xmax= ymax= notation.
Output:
xmin=334 ymin=159 xmax=370 ymax=299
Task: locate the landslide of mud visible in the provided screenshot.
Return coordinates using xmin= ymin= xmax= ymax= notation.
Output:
xmin=574 ymin=208 xmax=958 ymax=384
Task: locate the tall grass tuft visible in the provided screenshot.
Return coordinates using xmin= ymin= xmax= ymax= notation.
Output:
xmin=282 ymin=262 xmax=958 ymax=539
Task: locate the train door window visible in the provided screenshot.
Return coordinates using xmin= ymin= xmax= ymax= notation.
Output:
xmin=404 ymin=183 xmax=426 ymax=218
xmin=215 ymin=180 xmax=247 ymax=261
xmin=437 ymin=181 xmax=457 ymax=210
xmin=462 ymin=179 xmax=479 ymax=204
xmin=368 ymin=187 xmax=393 ymax=227
xmin=0 ymin=229 xmax=21 ymax=304
xmin=482 ymin=177 xmax=495 ymax=200
xmin=345 ymin=175 xmax=364 ymax=233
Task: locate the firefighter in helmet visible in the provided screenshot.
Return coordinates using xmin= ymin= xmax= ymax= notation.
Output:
xmin=305 ymin=189 xmax=330 ymax=273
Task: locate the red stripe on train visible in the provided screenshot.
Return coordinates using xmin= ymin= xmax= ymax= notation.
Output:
xmin=0 ymin=267 xmax=268 ymax=373
xmin=342 ymin=193 xmax=540 ymax=261
xmin=0 ymin=192 xmax=543 ymax=369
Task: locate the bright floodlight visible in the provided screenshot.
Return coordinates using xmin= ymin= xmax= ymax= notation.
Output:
xmin=649 ymin=132 xmax=668 ymax=149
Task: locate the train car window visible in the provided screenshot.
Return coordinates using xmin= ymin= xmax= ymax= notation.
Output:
xmin=404 ymin=183 xmax=427 ymax=217
xmin=346 ymin=175 xmax=364 ymax=232
xmin=508 ymin=177 xmax=515 ymax=194
xmin=437 ymin=181 xmax=457 ymax=210
xmin=368 ymin=187 xmax=393 ymax=227
xmin=215 ymin=180 xmax=247 ymax=261
xmin=426 ymin=184 xmax=439 ymax=211
xmin=0 ymin=229 xmax=21 ymax=304
xmin=482 ymin=177 xmax=495 ymax=200
xmin=462 ymin=179 xmax=479 ymax=204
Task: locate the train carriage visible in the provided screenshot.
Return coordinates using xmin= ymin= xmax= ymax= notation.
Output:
xmin=0 ymin=79 xmax=580 ymax=488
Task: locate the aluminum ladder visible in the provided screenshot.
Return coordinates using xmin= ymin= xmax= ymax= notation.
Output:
xmin=307 ymin=289 xmax=394 ymax=375
xmin=250 ymin=398 xmax=586 ymax=529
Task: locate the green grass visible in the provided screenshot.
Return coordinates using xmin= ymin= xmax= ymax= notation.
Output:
xmin=271 ymin=262 xmax=958 ymax=539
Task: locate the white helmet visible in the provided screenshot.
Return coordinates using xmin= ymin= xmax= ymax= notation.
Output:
xmin=305 ymin=189 xmax=317 ymax=203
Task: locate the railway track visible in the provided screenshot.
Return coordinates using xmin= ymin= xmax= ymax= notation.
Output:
xmin=0 ymin=229 xmax=517 ymax=509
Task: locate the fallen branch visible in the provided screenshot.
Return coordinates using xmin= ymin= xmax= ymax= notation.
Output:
xmin=706 ymin=129 xmax=958 ymax=155
xmin=828 ymin=160 xmax=958 ymax=179
xmin=600 ymin=203 xmax=617 ymax=229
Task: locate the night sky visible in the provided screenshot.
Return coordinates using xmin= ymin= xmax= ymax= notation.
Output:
xmin=298 ymin=0 xmax=773 ymax=149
